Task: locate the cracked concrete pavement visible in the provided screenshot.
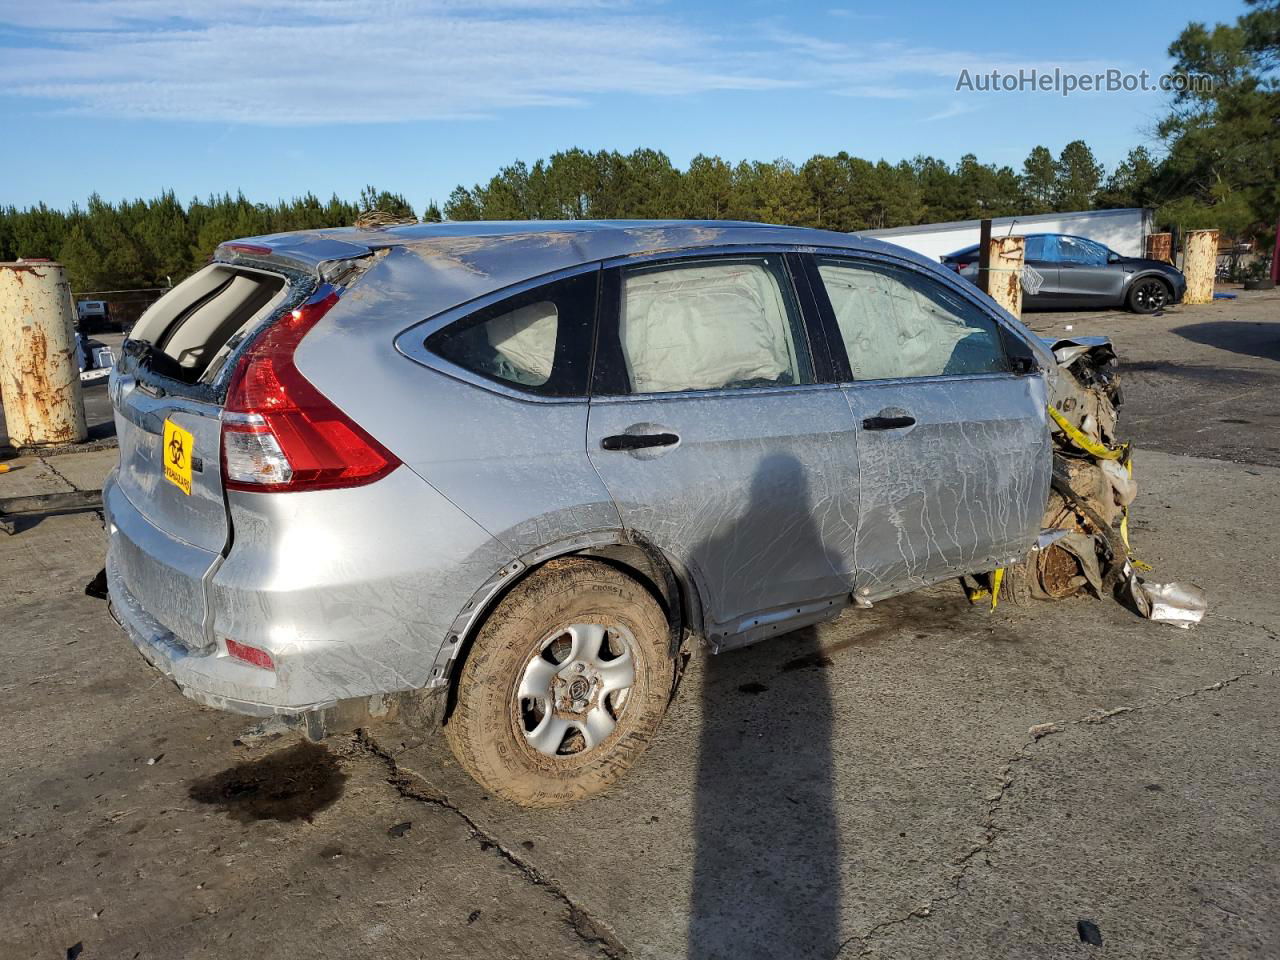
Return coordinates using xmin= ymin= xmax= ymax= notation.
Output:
xmin=1 ymin=289 xmax=1277 ymax=959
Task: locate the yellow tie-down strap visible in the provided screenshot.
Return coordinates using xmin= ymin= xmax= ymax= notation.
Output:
xmin=966 ymin=567 xmax=1005 ymax=610
xmin=1046 ymin=404 xmax=1150 ymax=571
xmin=1047 ymin=405 xmax=1127 ymax=461
xmin=974 ymin=406 xmax=1151 ymax=610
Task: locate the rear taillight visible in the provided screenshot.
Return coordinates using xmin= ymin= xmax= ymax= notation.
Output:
xmin=221 ymin=288 xmax=400 ymax=493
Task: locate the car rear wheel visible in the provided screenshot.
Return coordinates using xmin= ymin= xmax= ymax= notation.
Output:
xmin=1127 ymin=277 xmax=1171 ymax=314
xmin=444 ymin=557 xmax=676 ymax=806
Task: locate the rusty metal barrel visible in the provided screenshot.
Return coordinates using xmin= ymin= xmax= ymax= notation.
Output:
xmin=0 ymin=261 xmax=88 ymax=447
xmin=1182 ymin=229 xmax=1219 ymax=305
xmin=1145 ymin=232 xmax=1173 ymax=264
xmin=986 ymin=235 xmax=1025 ymax=319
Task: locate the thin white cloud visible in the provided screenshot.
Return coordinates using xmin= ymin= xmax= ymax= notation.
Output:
xmin=0 ymin=2 xmax=1132 ymax=125
xmin=923 ymin=101 xmax=979 ymax=122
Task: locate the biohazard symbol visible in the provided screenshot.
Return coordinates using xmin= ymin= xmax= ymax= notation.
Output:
xmin=162 ymin=419 xmax=193 ymax=495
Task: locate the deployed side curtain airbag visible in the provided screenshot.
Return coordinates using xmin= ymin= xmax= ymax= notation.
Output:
xmin=484 ymin=301 xmax=558 ymax=386
xmin=818 ymin=263 xmax=1005 ymax=380
xmin=620 ymin=263 xmax=797 ymax=394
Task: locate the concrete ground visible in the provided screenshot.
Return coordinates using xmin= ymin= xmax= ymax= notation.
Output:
xmin=1 ymin=288 xmax=1276 ymax=959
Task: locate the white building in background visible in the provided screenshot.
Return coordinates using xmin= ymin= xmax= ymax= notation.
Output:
xmin=861 ymin=207 xmax=1155 ymax=261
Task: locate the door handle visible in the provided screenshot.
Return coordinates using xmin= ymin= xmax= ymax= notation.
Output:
xmin=600 ymin=432 xmax=680 ymax=451
xmin=862 ymin=414 xmax=915 ymax=431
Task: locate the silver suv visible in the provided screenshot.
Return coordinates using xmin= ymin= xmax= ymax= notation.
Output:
xmin=105 ymin=221 xmax=1058 ymax=805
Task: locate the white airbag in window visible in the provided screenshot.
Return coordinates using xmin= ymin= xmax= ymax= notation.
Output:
xmin=486 ymin=301 xmax=558 ymax=385
xmin=818 ymin=264 xmax=1000 ymax=380
xmin=621 ymin=264 xmax=796 ymax=394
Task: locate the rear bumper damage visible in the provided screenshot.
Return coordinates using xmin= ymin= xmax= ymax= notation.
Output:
xmin=104 ymin=464 xmax=506 ymax=723
xmin=106 ymin=552 xmax=441 ymax=734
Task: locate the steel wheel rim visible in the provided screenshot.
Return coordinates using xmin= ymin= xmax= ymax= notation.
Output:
xmin=516 ymin=623 xmax=637 ymax=758
xmin=1134 ymin=279 xmax=1167 ymax=310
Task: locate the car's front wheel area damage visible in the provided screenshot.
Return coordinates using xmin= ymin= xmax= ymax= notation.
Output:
xmin=974 ymin=338 xmax=1207 ymax=627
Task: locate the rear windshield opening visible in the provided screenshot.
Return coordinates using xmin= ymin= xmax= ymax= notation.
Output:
xmin=130 ymin=264 xmax=288 ymax=385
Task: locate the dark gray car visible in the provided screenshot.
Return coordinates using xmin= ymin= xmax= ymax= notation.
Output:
xmin=942 ymin=233 xmax=1186 ymax=313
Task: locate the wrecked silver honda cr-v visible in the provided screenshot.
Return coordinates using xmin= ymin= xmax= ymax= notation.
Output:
xmin=105 ymin=221 xmax=1151 ymax=806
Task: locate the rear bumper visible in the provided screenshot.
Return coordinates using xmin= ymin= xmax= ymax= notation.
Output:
xmin=105 ymin=465 xmax=515 ymax=718
xmin=107 ymin=555 xmax=292 ymax=717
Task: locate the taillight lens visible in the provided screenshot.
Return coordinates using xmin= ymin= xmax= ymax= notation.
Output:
xmin=225 ymin=637 xmax=275 ymax=671
xmin=221 ymin=288 xmax=400 ymax=493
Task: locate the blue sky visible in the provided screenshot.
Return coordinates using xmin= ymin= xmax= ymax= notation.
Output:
xmin=0 ymin=0 xmax=1241 ymax=212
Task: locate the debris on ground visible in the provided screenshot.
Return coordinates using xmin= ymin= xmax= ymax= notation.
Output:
xmin=1137 ymin=581 xmax=1209 ymax=629
xmin=1077 ymin=919 xmax=1104 ymax=946
xmin=1028 ymin=722 xmax=1061 ymax=740
xmin=84 ymin=568 xmax=108 ymax=599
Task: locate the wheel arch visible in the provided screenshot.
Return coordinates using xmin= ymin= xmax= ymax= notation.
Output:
xmin=433 ymin=530 xmax=705 ymax=724
xmin=1125 ymin=270 xmax=1174 ymax=306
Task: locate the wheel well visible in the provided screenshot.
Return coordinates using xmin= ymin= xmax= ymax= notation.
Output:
xmin=439 ymin=538 xmax=702 ymax=725
xmin=1130 ymin=273 xmax=1172 ymax=298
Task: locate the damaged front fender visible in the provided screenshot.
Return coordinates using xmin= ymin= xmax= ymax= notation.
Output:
xmin=997 ymin=336 xmax=1206 ymax=627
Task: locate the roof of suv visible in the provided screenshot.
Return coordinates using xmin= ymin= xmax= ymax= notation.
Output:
xmin=232 ymin=219 xmax=921 ymax=273
xmin=223 ymin=220 xmax=938 ymax=322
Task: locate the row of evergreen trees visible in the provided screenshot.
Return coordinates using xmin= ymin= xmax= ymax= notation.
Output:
xmin=2 ymin=142 xmax=1138 ymax=294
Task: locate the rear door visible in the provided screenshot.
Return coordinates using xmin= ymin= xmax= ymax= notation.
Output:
xmin=803 ymin=253 xmax=1050 ymax=600
xmin=586 ymin=253 xmax=860 ymax=646
xmin=1055 ymin=236 xmax=1124 ymax=304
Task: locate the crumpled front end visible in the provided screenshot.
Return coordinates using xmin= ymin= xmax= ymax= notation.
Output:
xmin=989 ymin=337 xmax=1207 ymax=626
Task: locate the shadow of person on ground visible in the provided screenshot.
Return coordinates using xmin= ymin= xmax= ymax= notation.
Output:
xmin=1172 ymin=321 xmax=1280 ymax=364
xmin=688 ymin=454 xmax=844 ymax=960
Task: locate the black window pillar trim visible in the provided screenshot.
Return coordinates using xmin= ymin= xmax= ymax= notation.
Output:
xmin=793 ymin=253 xmax=855 ymax=383
xmin=783 ymin=252 xmax=842 ymax=386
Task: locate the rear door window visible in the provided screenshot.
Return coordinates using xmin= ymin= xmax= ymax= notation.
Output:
xmin=813 ymin=257 xmax=1008 ymax=380
xmin=595 ymin=256 xmax=812 ymax=395
xmin=428 ymin=270 xmax=597 ymax=397
xmin=1058 ymin=236 xmax=1108 ymax=265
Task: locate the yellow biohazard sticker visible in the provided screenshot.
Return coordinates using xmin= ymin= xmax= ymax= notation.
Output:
xmin=163 ymin=419 xmax=194 ymax=495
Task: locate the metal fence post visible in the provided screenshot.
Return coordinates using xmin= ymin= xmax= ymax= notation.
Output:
xmin=0 ymin=261 xmax=88 ymax=447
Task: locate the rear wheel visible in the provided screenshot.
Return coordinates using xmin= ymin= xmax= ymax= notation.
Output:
xmin=1127 ymin=277 xmax=1171 ymax=314
xmin=444 ymin=557 xmax=676 ymax=807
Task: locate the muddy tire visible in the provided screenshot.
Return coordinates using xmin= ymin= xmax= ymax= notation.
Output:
xmin=444 ymin=557 xmax=676 ymax=807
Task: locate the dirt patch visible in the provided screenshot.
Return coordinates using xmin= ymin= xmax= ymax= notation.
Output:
xmin=188 ymin=741 xmax=346 ymax=823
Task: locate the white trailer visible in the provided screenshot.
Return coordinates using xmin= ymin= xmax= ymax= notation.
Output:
xmin=861 ymin=207 xmax=1155 ymax=262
